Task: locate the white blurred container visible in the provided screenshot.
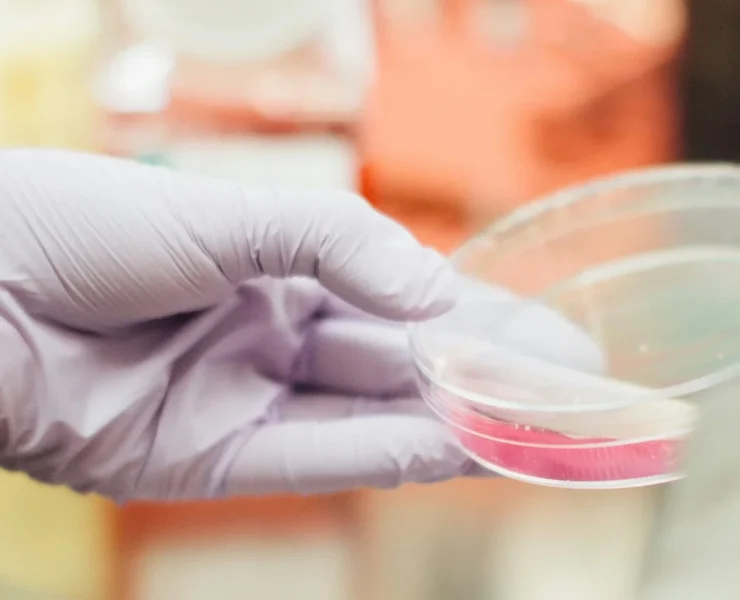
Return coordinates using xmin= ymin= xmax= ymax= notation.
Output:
xmin=96 ymin=0 xmax=374 ymax=191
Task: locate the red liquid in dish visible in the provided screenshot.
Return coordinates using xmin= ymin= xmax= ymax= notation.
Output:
xmin=455 ymin=410 xmax=682 ymax=483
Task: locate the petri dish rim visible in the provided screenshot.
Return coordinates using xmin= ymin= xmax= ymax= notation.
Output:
xmin=472 ymin=163 xmax=740 ymax=245
xmin=422 ymin=388 xmax=693 ymax=448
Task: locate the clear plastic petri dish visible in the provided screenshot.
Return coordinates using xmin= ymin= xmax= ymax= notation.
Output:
xmin=410 ymin=164 xmax=740 ymax=489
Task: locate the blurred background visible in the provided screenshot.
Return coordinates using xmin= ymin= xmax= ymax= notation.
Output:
xmin=0 ymin=0 xmax=734 ymax=598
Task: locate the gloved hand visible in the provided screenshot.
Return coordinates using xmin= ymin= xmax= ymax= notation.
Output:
xmin=0 ymin=150 xmax=594 ymax=503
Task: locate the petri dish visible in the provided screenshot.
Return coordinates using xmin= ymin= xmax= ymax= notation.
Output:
xmin=410 ymin=164 xmax=740 ymax=489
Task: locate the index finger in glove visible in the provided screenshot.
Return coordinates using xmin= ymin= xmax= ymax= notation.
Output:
xmin=0 ymin=150 xmax=455 ymax=329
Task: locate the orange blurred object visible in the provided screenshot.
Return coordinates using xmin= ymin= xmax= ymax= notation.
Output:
xmin=165 ymin=46 xmax=361 ymax=133
xmin=361 ymin=0 xmax=686 ymax=242
xmin=111 ymin=494 xmax=362 ymax=600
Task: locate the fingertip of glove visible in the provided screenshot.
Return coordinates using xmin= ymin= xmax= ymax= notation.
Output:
xmin=337 ymin=245 xmax=459 ymax=322
xmin=317 ymin=201 xmax=459 ymax=321
xmin=400 ymin=251 xmax=459 ymax=320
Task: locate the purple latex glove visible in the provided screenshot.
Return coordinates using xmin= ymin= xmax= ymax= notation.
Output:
xmin=0 ymin=150 xmax=596 ymax=503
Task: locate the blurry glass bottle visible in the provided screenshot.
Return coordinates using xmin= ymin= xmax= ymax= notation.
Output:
xmin=0 ymin=0 xmax=99 ymax=148
xmin=96 ymin=0 xmax=374 ymax=191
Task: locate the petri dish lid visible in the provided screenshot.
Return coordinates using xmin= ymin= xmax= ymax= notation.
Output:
xmin=410 ymin=165 xmax=740 ymax=422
